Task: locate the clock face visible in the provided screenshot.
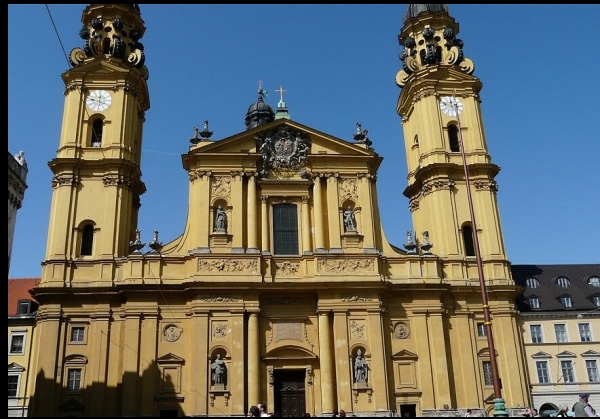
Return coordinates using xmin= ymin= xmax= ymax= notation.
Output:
xmin=86 ymin=90 xmax=112 ymax=112
xmin=440 ymin=96 xmax=463 ymax=117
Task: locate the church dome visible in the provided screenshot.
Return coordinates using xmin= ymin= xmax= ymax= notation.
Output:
xmin=403 ymin=4 xmax=449 ymax=23
xmin=245 ymin=92 xmax=275 ymax=130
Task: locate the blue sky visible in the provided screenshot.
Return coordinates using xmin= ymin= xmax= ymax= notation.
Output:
xmin=8 ymin=4 xmax=600 ymax=279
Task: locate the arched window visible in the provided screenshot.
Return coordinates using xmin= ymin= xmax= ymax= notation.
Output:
xmin=273 ymin=204 xmax=298 ymax=255
xmin=462 ymin=225 xmax=475 ymax=256
xmin=556 ymin=277 xmax=570 ymax=287
xmin=91 ymin=119 xmax=103 ymax=147
xmin=448 ymin=124 xmax=460 ymax=152
xmin=81 ymin=224 xmax=94 ymax=256
xmin=526 ymin=278 xmax=539 ymax=288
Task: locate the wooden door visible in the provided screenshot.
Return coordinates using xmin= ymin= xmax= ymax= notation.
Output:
xmin=274 ymin=370 xmax=306 ymax=417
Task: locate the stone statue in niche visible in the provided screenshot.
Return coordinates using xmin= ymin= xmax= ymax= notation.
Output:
xmin=343 ymin=206 xmax=357 ymax=232
xmin=354 ymin=349 xmax=369 ymax=384
xmin=211 ymin=354 xmax=227 ymax=385
xmin=214 ymin=205 xmax=227 ymax=231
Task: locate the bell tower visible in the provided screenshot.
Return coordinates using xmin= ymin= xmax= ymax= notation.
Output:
xmin=396 ymin=4 xmax=509 ymax=278
xmin=42 ymin=4 xmax=149 ymax=285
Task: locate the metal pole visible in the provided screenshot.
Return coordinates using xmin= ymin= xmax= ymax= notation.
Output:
xmin=454 ymin=97 xmax=507 ymax=417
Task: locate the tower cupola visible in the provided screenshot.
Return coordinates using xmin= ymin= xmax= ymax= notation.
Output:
xmin=245 ymin=87 xmax=275 ymax=130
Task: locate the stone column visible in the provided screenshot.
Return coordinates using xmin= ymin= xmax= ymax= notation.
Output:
xmin=326 ymin=174 xmax=342 ymax=253
xmin=197 ymin=172 xmax=211 ymax=251
xmin=247 ymin=174 xmax=259 ymax=253
xmin=313 ymin=176 xmax=325 ymax=252
xmin=231 ymin=172 xmax=244 ymax=252
xmin=122 ymin=313 xmax=142 ymax=416
xmin=367 ymin=307 xmax=391 ymax=409
xmin=247 ymin=311 xmax=261 ymax=405
xmin=140 ymin=310 xmax=159 ymax=416
xmin=358 ymin=174 xmax=376 ymax=252
xmin=301 ymin=195 xmax=312 ymax=254
xmin=318 ymin=310 xmax=335 ymax=412
xmin=191 ymin=311 xmax=209 ymax=415
xmin=261 ymin=196 xmax=270 ymax=253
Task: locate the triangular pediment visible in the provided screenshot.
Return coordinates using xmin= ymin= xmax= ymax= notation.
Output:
xmin=264 ymin=345 xmax=317 ymax=360
xmin=531 ymin=351 xmax=552 ymax=359
xmin=8 ymin=362 xmax=25 ymax=371
xmin=556 ymin=351 xmax=576 ymax=358
xmin=187 ymin=119 xmax=377 ymax=157
xmin=59 ymin=398 xmax=85 ymax=411
xmin=157 ymin=353 xmax=185 ymax=364
xmin=391 ymin=349 xmax=418 ymax=359
xmin=581 ymin=350 xmax=600 ymax=357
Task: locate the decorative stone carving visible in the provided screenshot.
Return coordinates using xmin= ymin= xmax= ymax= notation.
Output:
xmin=275 ymin=321 xmax=303 ymax=343
xmin=341 ymin=295 xmax=373 ymax=302
xmin=350 ymin=320 xmax=365 ymax=340
xmin=403 ymin=231 xmax=417 ymax=253
xmin=339 ymin=177 xmax=358 ymax=202
xmin=354 ymin=349 xmax=369 ymax=384
xmin=200 ymin=295 xmax=238 ymax=303
xmin=211 ymin=176 xmax=231 ymax=198
xmin=210 ymin=354 xmax=227 ymax=385
xmin=420 ymin=231 xmax=433 ymax=255
xmin=276 ymin=261 xmax=300 ymax=275
xmin=148 ymin=230 xmax=163 ymax=252
xmin=213 ymin=205 xmax=228 ymax=231
xmin=256 ymin=125 xmax=311 ymax=178
xmin=129 ymin=229 xmax=145 ymax=254
xmin=198 ymin=258 xmax=257 ymax=273
xmin=343 ymin=206 xmax=357 ymax=232
xmin=317 ymin=258 xmax=374 ymax=274
xmin=188 ymin=169 xmax=211 ymax=182
xmin=212 ymin=322 xmax=228 ymax=339
xmin=163 ymin=324 xmax=182 ymax=342
xmin=393 ymin=322 xmax=410 ymax=339
xmin=474 ymin=180 xmax=499 ymax=192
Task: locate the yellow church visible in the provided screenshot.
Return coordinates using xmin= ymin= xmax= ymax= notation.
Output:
xmin=28 ymin=4 xmax=532 ymax=417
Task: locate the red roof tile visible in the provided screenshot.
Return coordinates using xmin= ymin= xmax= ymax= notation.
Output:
xmin=8 ymin=278 xmax=40 ymax=316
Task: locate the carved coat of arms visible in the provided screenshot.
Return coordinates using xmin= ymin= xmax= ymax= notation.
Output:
xmin=257 ymin=125 xmax=311 ymax=178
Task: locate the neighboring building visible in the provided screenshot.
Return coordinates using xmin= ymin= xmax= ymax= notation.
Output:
xmin=27 ymin=4 xmax=532 ymax=417
xmin=8 ymin=277 xmax=39 ymax=417
xmin=512 ymin=264 xmax=600 ymax=416
xmin=8 ymin=151 xmax=28 ymax=276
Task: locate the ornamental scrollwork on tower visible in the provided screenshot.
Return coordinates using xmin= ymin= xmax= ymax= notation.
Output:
xmin=51 ymin=175 xmax=80 ymax=189
xmin=474 ymin=180 xmax=499 ymax=192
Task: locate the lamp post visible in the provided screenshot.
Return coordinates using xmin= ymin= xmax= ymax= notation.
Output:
xmin=440 ymin=94 xmax=507 ymax=417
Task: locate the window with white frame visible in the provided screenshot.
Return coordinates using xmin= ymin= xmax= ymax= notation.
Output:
xmin=579 ymin=323 xmax=592 ymax=342
xmin=556 ymin=276 xmax=570 ymax=287
xmin=592 ymin=295 xmax=600 ymax=307
xmin=536 ymin=361 xmax=550 ymax=384
xmin=8 ymin=375 xmax=20 ymax=398
xmin=559 ymin=295 xmax=572 ymax=308
xmin=67 ymin=368 xmax=82 ymax=392
xmin=526 ymin=277 xmax=539 ymax=288
xmin=9 ymin=332 xmax=25 ymax=354
xmin=530 ymin=325 xmax=543 ymax=343
xmin=560 ymin=360 xmax=575 ymax=383
xmin=529 ymin=296 xmax=540 ymax=309
xmin=482 ymin=361 xmax=493 ymax=386
xmin=554 ymin=324 xmax=568 ymax=343
xmin=588 ymin=276 xmax=600 ymax=287
xmin=586 ymin=360 xmax=599 ymax=382
xmin=477 ymin=322 xmax=487 ymax=337
xmin=70 ymin=326 xmax=85 ymax=343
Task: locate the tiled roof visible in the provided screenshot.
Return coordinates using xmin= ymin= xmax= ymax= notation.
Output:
xmin=8 ymin=277 xmax=40 ymax=316
xmin=511 ymin=264 xmax=600 ymax=313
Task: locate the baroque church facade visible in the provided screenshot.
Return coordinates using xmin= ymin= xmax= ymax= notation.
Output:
xmin=28 ymin=4 xmax=532 ymax=417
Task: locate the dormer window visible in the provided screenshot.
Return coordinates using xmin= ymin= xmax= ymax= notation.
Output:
xmin=529 ymin=296 xmax=540 ymax=309
xmin=526 ymin=278 xmax=539 ymax=288
xmin=17 ymin=299 xmax=37 ymax=315
xmin=559 ymin=295 xmax=572 ymax=308
xmin=556 ymin=277 xmax=570 ymax=287
xmin=588 ymin=276 xmax=600 ymax=287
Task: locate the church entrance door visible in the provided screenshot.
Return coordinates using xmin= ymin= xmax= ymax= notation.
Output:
xmin=274 ymin=369 xmax=306 ymax=417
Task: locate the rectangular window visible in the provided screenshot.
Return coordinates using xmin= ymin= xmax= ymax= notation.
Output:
xmin=70 ymin=327 xmax=85 ymax=343
xmin=530 ymin=325 xmax=543 ymax=343
xmin=477 ymin=323 xmax=487 ymax=337
xmin=17 ymin=300 xmax=31 ymax=315
xmin=554 ymin=324 xmax=568 ymax=343
xmin=67 ymin=368 xmax=82 ymax=392
xmin=579 ymin=323 xmax=592 ymax=342
xmin=593 ymin=296 xmax=600 ymax=307
xmin=8 ymin=375 xmax=19 ymax=398
xmin=529 ymin=297 xmax=540 ymax=309
xmin=560 ymin=360 xmax=574 ymax=383
xmin=9 ymin=334 xmax=25 ymax=354
xmin=560 ymin=296 xmax=572 ymax=308
xmin=536 ymin=361 xmax=550 ymax=384
xmin=273 ymin=203 xmax=299 ymax=255
xmin=482 ymin=361 xmax=493 ymax=386
xmin=586 ymin=360 xmax=599 ymax=382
